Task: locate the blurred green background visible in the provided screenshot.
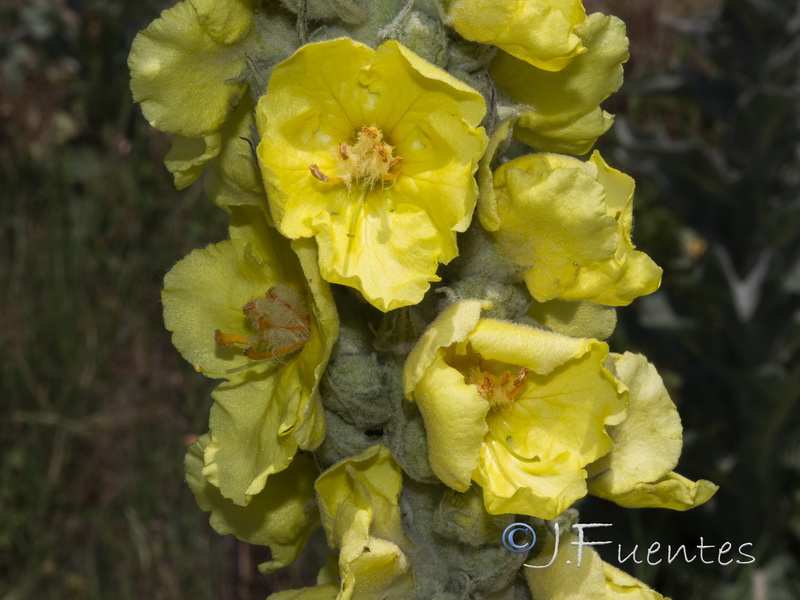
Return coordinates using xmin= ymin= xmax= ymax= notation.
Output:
xmin=1 ymin=0 xmax=798 ymax=598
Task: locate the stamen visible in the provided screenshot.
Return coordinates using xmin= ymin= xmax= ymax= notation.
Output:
xmin=310 ymin=164 xmax=330 ymax=182
xmin=507 ymin=368 xmax=529 ymax=398
xmin=210 ymin=284 xmax=311 ymax=367
xmin=312 ymin=125 xmax=402 ymax=191
xmin=361 ymin=125 xmax=379 ymax=139
xmin=214 ymin=330 xmax=248 ymax=348
xmin=465 ymin=364 xmax=530 ymax=408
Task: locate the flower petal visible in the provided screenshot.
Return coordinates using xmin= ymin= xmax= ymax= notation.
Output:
xmin=491 ymin=13 xmax=629 ymax=154
xmin=128 ymin=0 xmax=252 ymax=136
xmin=313 ymin=202 xmax=443 ymax=312
xmin=490 ymin=152 xmax=662 ymax=306
xmin=315 ymin=445 xmax=414 ymax=599
xmin=597 ymin=471 xmax=719 ymax=511
xmin=185 ymin=434 xmax=319 ymax=573
xmin=164 ymin=132 xmax=222 ymax=190
xmin=446 ymin=0 xmax=587 ymax=71
xmin=587 ymin=352 xmax=682 ymax=495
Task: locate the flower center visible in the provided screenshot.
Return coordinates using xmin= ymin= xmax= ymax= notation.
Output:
xmin=310 ymin=125 xmax=402 ymax=189
xmin=213 ymin=284 xmax=311 ymax=361
xmin=465 ymin=365 xmax=529 ymax=409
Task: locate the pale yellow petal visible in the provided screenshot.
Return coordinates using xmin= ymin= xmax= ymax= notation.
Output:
xmin=587 ymin=352 xmax=682 ymax=496
xmin=447 ymin=0 xmax=586 ymax=71
xmin=164 ymin=132 xmax=222 ymax=190
xmin=600 ymin=472 xmax=719 ymax=510
xmin=415 ymin=352 xmax=489 ymax=491
xmin=128 ymin=0 xmax=250 ymax=136
xmin=313 ymin=202 xmax=443 ymax=312
xmin=403 ymin=300 xmax=489 ymax=396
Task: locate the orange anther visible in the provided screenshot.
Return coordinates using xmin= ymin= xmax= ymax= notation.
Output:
xmin=214 ymin=330 xmax=249 ymax=348
xmin=361 ymin=125 xmax=379 ymax=139
xmin=309 ymin=164 xmax=330 ymax=182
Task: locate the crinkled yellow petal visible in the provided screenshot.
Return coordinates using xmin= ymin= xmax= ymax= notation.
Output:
xmin=285 ymin=237 xmax=339 ymax=452
xmin=257 ymin=38 xmax=486 ymax=310
xmin=446 ymin=0 xmax=586 ymax=71
xmin=599 ymin=472 xmax=719 ymax=510
xmin=404 ymin=300 xmax=490 ymax=397
xmin=185 ymin=435 xmax=319 ymax=574
xmin=368 ymin=40 xmax=487 ymax=134
xmin=204 ymin=370 xmax=301 ymax=506
xmin=491 ymin=13 xmax=629 ymax=153
xmin=315 ymin=446 xmax=414 ymax=600
xmin=514 ymin=107 xmax=615 ymax=156
xmin=490 ymin=152 xmax=661 ymax=306
xmin=128 ymin=0 xmax=251 ymax=136
xmin=492 ymin=155 xmax=618 ymax=293
xmin=587 ymin=352 xmax=682 ymax=496
xmin=414 ymin=351 xmax=489 ymax=491
xmin=204 ymin=95 xmax=270 ymax=213
xmin=603 ymin=562 xmax=669 ymax=599
xmin=564 ymin=153 xmax=663 ymax=305
xmin=526 ymin=531 xmax=667 ymax=599
xmin=473 ymin=327 xmax=627 ymax=518
xmin=466 ymin=316 xmax=613 ymax=376
xmin=313 ymin=203 xmax=442 ymax=312
xmin=164 ymin=132 xmax=222 ymax=190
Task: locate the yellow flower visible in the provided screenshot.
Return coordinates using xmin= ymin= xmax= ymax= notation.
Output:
xmin=185 ymin=434 xmax=320 ymax=573
xmin=128 ymin=0 xmax=255 ymax=136
xmin=162 ymin=206 xmax=338 ymax=505
xmin=587 ymin=352 xmax=718 ymax=509
xmin=490 ymin=13 xmax=629 ymax=155
xmin=444 ymin=0 xmax=587 ymax=72
xmin=526 ymin=529 xmax=668 ymax=600
xmin=256 ymin=38 xmax=487 ymax=312
xmin=268 ymin=445 xmax=414 ymax=600
xmin=482 ymin=151 xmax=662 ymax=306
xmin=403 ymin=301 xmax=627 ymax=519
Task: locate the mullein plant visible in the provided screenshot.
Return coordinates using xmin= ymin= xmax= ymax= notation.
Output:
xmin=129 ymin=0 xmax=718 ymax=598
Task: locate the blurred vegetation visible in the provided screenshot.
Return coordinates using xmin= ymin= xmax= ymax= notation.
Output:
xmin=1 ymin=0 xmax=797 ymax=598
xmin=0 ymin=1 xmax=319 ymax=598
